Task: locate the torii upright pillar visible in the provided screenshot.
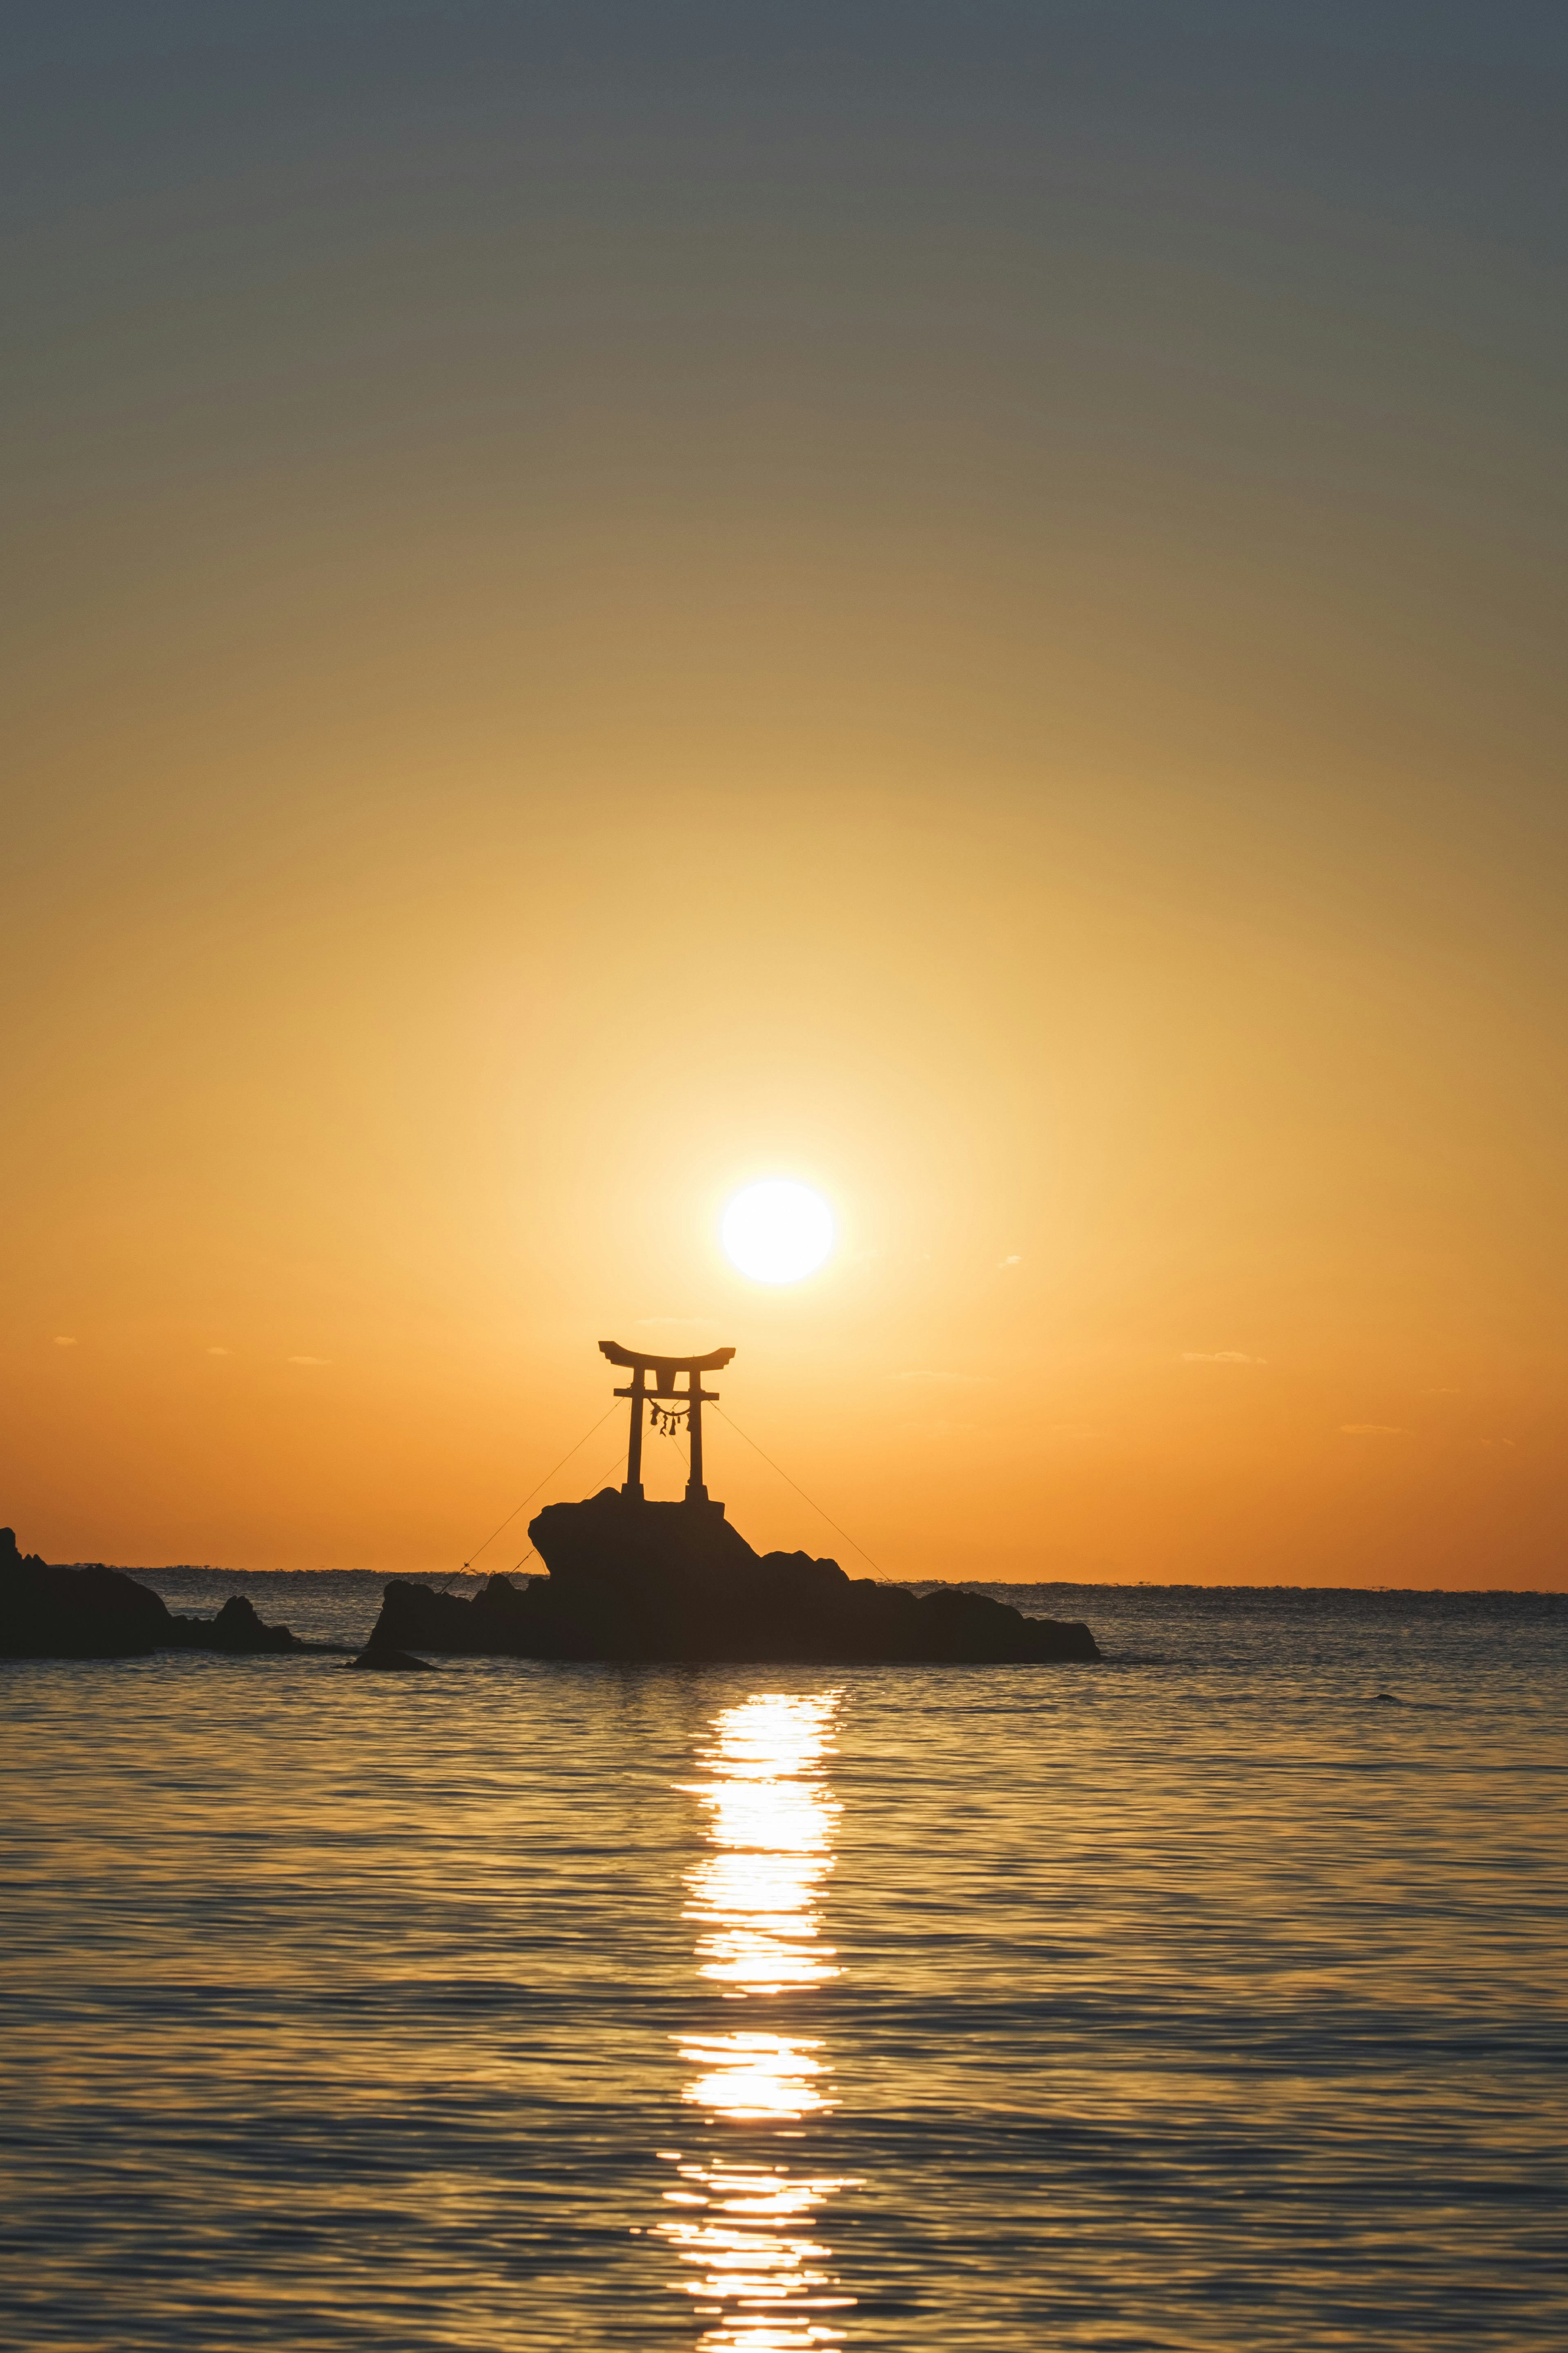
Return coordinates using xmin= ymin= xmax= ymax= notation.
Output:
xmin=599 ymin=1340 xmax=736 ymax=1508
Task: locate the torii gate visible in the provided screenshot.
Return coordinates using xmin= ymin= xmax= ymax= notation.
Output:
xmin=599 ymin=1339 xmax=735 ymax=1507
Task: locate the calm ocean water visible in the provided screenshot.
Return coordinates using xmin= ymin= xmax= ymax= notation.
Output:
xmin=2 ymin=1574 xmax=1564 ymax=2350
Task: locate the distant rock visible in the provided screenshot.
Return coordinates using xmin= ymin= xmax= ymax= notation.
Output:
xmin=165 ymin=1594 xmax=303 ymax=1655
xmin=368 ymin=1492 xmax=1100 ymax=1664
xmin=0 ymin=1528 xmax=307 ymax=1659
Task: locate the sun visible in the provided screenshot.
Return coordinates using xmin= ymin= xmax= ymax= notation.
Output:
xmin=721 ymin=1181 xmax=835 ymax=1285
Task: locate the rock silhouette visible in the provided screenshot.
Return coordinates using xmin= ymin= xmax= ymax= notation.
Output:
xmin=166 ymin=1594 xmax=303 ymax=1654
xmin=345 ymin=1635 xmax=437 ymax=1671
xmin=370 ymin=1489 xmax=1100 ymax=1664
xmin=0 ymin=1528 xmax=308 ymax=1659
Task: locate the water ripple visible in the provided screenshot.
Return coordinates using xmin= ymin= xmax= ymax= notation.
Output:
xmin=2 ymin=1590 xmax=1564 ymax=2346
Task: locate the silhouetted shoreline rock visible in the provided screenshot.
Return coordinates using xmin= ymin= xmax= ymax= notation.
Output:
xmin=370 ymin=1490 xmax=1101 ymax=1664
xmin=345 ymin=1634 xmax=437 ymax=1671
xmin=5 ymin=1502 xmax=1101 ymax=1666
xmin=165 ymin=1594 xmax=305 ymax=1654
xmin=0 ymin=1528 xmax=312 ymax=1659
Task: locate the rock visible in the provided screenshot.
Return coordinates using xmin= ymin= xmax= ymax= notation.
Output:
xmin=374 ymin=1571 xmax=533 ymax=1656
xmin=0 ymin=1527 xmax=306 ymax=1659
xmin=1 ymin=1528 xmax=168 ymax=1657
xmin=345 ymin=1637 xmax=436 ymax=1671
xmin=165 ymin=1593 xmax=305 ymax=1654
xmin=363 ymin=1492 xmax=1100 ymax=1664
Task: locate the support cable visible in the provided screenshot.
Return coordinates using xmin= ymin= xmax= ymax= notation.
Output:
xmin=711 ymin=1405 xmax=886 ymax=1578
xmin=461 ymin=1404 xmax=620 ymax=1572
xmin=509 ymin=1436 xmax=628 ymax=1574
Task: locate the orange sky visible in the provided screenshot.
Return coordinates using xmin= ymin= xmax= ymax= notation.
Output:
xmin=4 ymin=7 xmax=1564 ymax=1585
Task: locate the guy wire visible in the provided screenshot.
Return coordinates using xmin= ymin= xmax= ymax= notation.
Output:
xmin=508 ymin=1434 xmax=629 ymax=1574
xmin=460 ymin=1404 xmax=620 ymax=1572
xmin=710 ymin=1404 xmax=885 ymax=1578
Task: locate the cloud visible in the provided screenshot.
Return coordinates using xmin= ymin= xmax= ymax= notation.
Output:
xmin=894 ymin=1369 xmax=996 ymax=1387
xmin=1182 ymin=1350 xmax=1265 ymax=1364
xmin=287 ymin=1355 xmax=332 ymax=1365
xmin=635 ymin=1317 xmax=721 ymax=1337
xmin=207 ymin=1346 xmax=234 ymax=1356
xmin=52 ymin=1335 xmax=77 ymax=1347
xmin=998 ymin=1254 xmax=1023 ymax=1268
xmin=1340 ymin=1423 xmax=1405 ymax=1436
xmin=1044 ymin=1423 xmax=1100 ymax=1441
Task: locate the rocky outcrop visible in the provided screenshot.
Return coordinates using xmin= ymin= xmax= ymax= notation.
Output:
xmin=0 ymin=1528 xmax=307 ymax=1659
xmin=165 ymin=1594 xmax=304 ymax=1654
xmin=0 ymin=1530 xmax=167 ymax=1657
xmin=368 ymin=1490 xmax=1100 ymax=1664
xmin=374 ymin=1571 xmax=534 ymax=1656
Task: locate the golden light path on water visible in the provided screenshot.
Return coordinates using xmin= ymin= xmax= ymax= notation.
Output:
xmin=659 ymin=1692 xmax=859 ymax=2350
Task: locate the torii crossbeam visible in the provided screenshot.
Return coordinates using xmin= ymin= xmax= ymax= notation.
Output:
xmin=599 ymin=1340 xmax=736 ymax=1506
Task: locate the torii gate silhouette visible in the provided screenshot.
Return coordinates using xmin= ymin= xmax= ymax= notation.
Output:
xmin=599 ymin=1340 xmax=736 ymax=1507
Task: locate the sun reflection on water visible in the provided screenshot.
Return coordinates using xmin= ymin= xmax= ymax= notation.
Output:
xmin=684 ymin=1692 xmax=842 ymax=1999
xmin=660 ymin=1691 xmax=858 ymax=2349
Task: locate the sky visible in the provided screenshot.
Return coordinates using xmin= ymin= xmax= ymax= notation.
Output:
xmin=4 ymin=2 xmax=1565 ymax=1586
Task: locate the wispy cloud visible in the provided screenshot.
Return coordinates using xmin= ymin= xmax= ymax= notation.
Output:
xmin=1044 ymin=1423 xmax=1100 ymax=1441
xmin=207 ymin=1346 xmax=234 ymax=1356
xmin=1182 ymin=1350 xmax=1265 ymax=1364
xmin=1340 ymin=1423 xmax=1405 ymax=1436
xmin=894 ymin=1369 xmax=996 ymax=1387
xmin=998 ymin=1254 xmax=1023 ymax=1268
xmin=288 ymin=1355 xmax=332 ymax=1365
xmin=53 ymin=1335 xmax=77 ymax=1347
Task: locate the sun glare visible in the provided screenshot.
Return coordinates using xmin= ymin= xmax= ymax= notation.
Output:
xmin=661 ymin=1693 xmax=855 ymax=2345
xmin=721 ymin=1181 xmax=835 ymax=1285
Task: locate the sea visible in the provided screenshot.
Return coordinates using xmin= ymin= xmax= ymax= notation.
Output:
xmin=2 ymin=1572 xmax=1564 ymax=2351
